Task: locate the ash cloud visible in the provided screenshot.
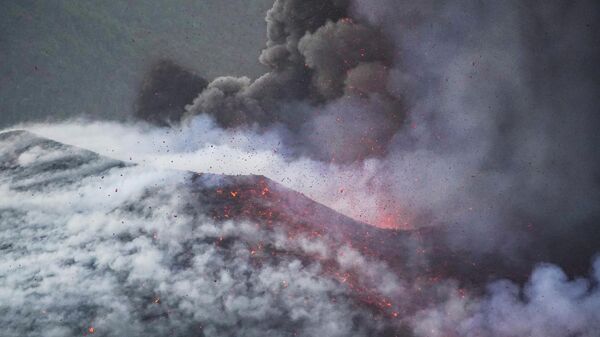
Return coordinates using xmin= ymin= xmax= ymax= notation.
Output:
xmin=345 ymin=0 xmax=600 ymax=266
xmin=136 ymin=0 xmax=600 ymax=270
xmin=183 ymin=0 xmax=403 ymax=162
xmin=134 ymin=60 xmax=207 ymax=126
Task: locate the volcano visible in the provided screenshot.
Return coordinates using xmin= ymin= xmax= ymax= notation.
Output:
xmin=0 ymin=130 xmax=417 ymax=336
xmin=0 ymin=130 xmax=446 ymax=336
xmin=1 ymin=130 xmax=598 ymax=337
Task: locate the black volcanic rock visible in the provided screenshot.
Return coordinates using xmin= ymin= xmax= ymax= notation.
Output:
xmin=134 ymin=60 xmax=207 ymax=125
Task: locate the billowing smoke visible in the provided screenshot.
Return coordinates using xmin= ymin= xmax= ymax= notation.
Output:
xmin=57 ymin=0 xmax=600 ymax=270
xmin=184 ymin=0 xmax=403 ymax=162
xmin=410 ymin=260 xmax=600 ymax=337
xmin=166 ymin=0 xmax=600 ymax=250
xmin=342 ymin=0 xmax=600 ymax=267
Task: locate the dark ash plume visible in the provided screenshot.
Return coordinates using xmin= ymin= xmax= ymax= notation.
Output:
xmin=183 ymin=0 xmax=404 ymax=162
xmin=135 ymin=60 xmax=207 ymax=126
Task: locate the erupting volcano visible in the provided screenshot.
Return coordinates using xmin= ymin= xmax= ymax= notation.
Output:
xmin=1 ymin=0 xmax=600 ymax=336
xmin=2 ymin=126 xmax=599 ymax=336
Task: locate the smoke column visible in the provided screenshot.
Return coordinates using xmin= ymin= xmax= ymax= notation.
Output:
xmin=37 ymin=0 xmax=598 ymax=268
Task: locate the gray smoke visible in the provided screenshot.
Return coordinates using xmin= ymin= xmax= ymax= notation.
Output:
xmin=12 ymin=0 xmax=596 ymax=275
xmin=181 ymin=0 xmax=600 ymax=269
xmin=345 ymin=0 xmax=600 ymax=266
xmin=134 ymin=60 xmax=207 ymax=126
xmin=184 ymin=0 xmax=403 ymax=162
xmin=410 ymin=259 xmax=600 ymax=337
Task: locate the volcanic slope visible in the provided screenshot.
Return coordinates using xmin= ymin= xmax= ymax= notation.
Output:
xmin=1 ymin=130 xmax=570 ymax=336
xmin=1 ymin=130 xmax=434 ymax=337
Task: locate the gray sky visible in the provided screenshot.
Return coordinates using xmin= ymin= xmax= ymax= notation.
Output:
xmin=0 ymin=0 xmax=272 ymax=127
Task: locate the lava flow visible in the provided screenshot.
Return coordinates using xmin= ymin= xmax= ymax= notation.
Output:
xmin=182 ymin=173 xmax=468 ymax=318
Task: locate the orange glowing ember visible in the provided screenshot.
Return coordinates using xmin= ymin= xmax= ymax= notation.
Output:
xmin=377 ymin=214 xmax=399 ymax=229
xmin=261 ymin=187 xmax=270 ymax=196
xmin=373 ymin=210 xmax=412 ymax=230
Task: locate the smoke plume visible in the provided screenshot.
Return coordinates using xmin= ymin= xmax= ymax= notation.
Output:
xmin=109 ymin=0 xmax=600 ymax=269
xmin=184 ymin=0 xmax=403 ymax=162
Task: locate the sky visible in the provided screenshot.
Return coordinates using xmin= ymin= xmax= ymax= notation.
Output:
xmin=0 ymin=0 xmax=271 ymax=127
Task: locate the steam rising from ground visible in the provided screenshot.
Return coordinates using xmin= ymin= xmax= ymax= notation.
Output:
xmin=1 ymin=131 xmax=599 ymax=337
xmin=411 ymin=260 xmax=600 ymax=337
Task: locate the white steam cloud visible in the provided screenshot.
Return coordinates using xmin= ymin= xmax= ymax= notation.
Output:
xmin=412 ymin=260 xmax=600 ymax=337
